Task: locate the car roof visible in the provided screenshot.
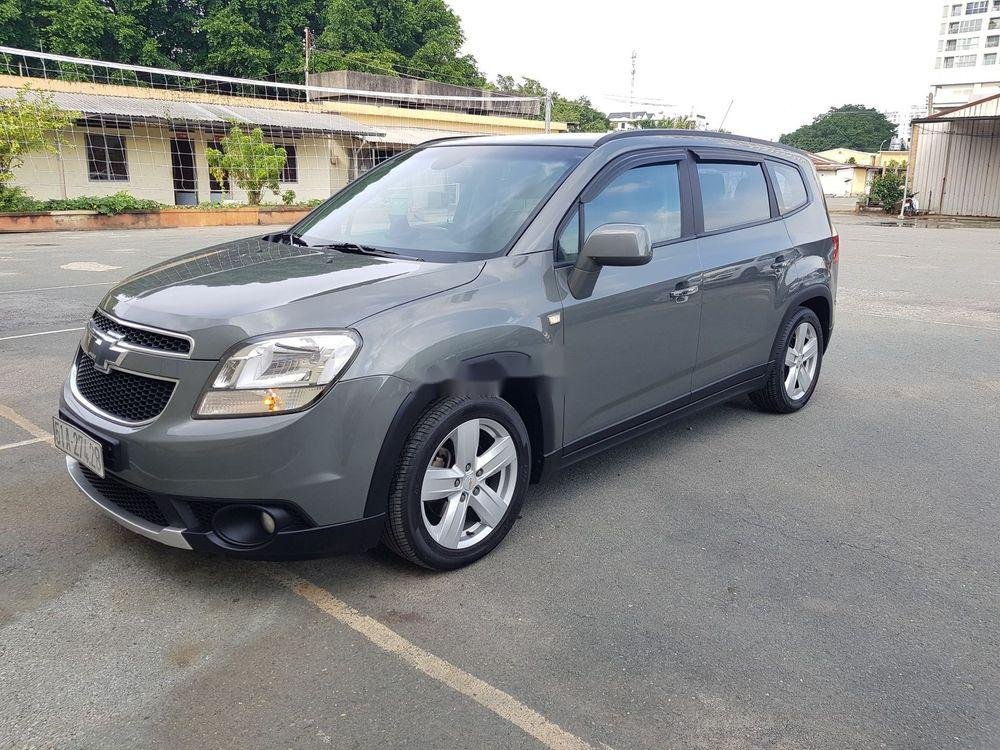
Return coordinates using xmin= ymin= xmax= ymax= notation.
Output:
xmin=423 ymin=130 xmax=810 ymax=161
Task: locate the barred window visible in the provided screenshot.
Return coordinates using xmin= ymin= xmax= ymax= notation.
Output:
xmin=280 ymin=144 xmax=298 ymax=183
xmin=86 ymin=134 xmax=128 ymax=181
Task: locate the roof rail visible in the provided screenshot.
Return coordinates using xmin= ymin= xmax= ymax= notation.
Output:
xmin=594 ymin=128 xmax=809 ymax=157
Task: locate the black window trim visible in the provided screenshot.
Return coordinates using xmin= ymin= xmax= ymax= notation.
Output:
xmin=85 ymin=132 xmax=129 ymax=183
xmin=552 ymin=148 xmax=695 ymax=268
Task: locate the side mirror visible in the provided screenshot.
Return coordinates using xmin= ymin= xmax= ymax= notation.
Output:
xmin=567 ymin=223 xmax=652 ymax=299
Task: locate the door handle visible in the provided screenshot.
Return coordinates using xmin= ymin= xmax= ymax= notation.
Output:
xmin=770 ymin=256 xmax=792 ymax=271
xmin=669 ymin=285 xmax=699 ymax=302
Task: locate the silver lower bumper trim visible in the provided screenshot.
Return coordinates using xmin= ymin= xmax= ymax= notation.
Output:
xmin=65 ymin=456 xmax=192 ymax=550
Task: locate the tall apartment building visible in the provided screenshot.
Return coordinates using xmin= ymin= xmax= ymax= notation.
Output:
xmin=931 ymin=1 xmax=1000 ymax=111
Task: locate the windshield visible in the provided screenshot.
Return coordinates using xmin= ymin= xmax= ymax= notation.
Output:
xmin=293 ymin=144 xmax=588 ymax=262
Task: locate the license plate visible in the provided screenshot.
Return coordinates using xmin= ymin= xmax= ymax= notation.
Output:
xmin=52 ymin=417 xmax=105 ymax=478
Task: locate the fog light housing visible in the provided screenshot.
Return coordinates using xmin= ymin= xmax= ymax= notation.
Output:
xmin=211 ymin=504 xmax=291 ymax=547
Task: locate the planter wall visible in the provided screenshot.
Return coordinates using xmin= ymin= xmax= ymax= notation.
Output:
xmin=0 ymin=206 xmax=313 ymax=233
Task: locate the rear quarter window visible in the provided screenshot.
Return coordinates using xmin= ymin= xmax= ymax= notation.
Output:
xmin=771 ymin=162 xmax=809 ymax=213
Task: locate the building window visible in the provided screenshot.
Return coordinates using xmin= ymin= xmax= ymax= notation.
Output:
xmin=946 ymin=38 xmax=957 ymax=49
xmin=944 ymin=56 xmax=956 ymax=67
xmin=955 ymin=18 xmax=983 ymax=30
xmin=986 ymin=52 xmax=998 ymax=63
xmin=988 ymin=34 xmax=1000 ymax=45
xmin=990 ymin=16 xmax=1000 ymax=28
xmin=952 ymin=3 xmax=963 ymax=14
xmin=956 ymin=53 xmax=978 ymax=65
xmin=955 ymin=36 xmax=979 ymax=48
xmin=967 ymin=1 xmax=988 ymax=12
xmin=277 ymin=144 xmax=297 ymax=183
xmin=936 ymin=57 xmax=943 ymax=68
xmin=85 ymin=133 xmax=128 ymax=181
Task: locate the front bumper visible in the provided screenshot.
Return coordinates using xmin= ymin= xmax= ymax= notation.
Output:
xmin=61 ymin=357 xmax=411 ymax=557
xmin=66 ymin=455 xmax=387 ymax=558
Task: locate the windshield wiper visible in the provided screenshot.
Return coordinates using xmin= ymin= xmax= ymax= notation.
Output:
xmin=319 ymin=241 xmax=422 ymax=261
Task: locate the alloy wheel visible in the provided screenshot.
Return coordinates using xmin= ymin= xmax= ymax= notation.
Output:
xmin=420 ymin=418 xmax=518 ymax=550
xmin=783 ymin=321 xmax=819 ymax=401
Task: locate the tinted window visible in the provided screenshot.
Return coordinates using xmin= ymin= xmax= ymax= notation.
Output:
xmin=557 ymin=208 xmax=580 ymax=261
xmin=697 ymin=162 xmax=770 ymax=231
xmin=771 ymin=163 xmax=808 ymax=213
xmin=557 ymin=163 xmax=682 ymax=262
xmin=297 ymin=144 xmax=587 ymax=262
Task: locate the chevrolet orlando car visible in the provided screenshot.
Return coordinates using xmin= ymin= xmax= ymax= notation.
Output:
xmin=56 ymin=130 xmax=838 ymax=570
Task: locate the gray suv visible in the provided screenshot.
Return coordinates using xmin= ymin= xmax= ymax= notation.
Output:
xmin=55 ymin=130 xmax=838 ymax=569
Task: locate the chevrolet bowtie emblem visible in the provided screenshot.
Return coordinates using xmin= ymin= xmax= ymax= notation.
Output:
xmin=83 ymin=325 xmax=127 ymax=374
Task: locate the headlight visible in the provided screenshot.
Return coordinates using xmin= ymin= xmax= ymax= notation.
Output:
xmin=195 ymin=331 xmax=360 ymax=417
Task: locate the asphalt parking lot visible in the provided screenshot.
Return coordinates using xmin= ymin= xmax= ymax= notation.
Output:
xmin=1 ymin=217 xmax=998 ymax=750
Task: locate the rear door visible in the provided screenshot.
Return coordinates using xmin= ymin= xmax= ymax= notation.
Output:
xmin=690 ymin=150 xmax=794 ymax=390
xmin=558 ymin=150 xmax=704 ymax=448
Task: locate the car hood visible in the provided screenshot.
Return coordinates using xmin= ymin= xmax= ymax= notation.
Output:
xmin=99 ymin=235 xmax=485 ymax=359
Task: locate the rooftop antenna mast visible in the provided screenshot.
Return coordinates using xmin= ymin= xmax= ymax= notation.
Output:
xmin=628 ymin=50 xmax=637 ymax=125
xmin=718 ymin=98 xmax=734 ymax=131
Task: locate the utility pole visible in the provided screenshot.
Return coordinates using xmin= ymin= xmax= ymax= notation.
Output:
xmin=304 ymin=27 xmax=313 ymax=102
xmin=544 ymin=92 xmax=552 ymax=133
xmin=628 ymin=50 xmax=637 ymax=128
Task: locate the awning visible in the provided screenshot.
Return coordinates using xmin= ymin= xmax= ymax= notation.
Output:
xmin=0 ymin=87 xmax=382 ymax=137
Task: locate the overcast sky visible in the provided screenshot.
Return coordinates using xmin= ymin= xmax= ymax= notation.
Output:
xmin=449 ymin=0 xmax=941 ymax=138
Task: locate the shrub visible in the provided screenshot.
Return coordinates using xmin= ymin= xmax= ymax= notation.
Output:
xmin=206 ymin=126 xmax=287 ymax=205
xmin=39 ymin=192 xmax=164 ymax=215
xmin=869 ymin=172 xmax=904 ymax=213
xmin=0 ymin=185 xmax=41 ymax=212
xmin=281 ymin=189 xmax=296 ymax=205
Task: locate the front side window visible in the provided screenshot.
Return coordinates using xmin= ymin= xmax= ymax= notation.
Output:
xmin=697 ymin=162 xmax=771 ymax=232
xmin=295 ymin=144 xmax=587 ymax=262
xmin=556 ymin=162 xmax=683 ymax=262
xmin=771 ymin=163 xmax=809 ymax=213
xmin=86 ymin=133 xmax=128 ymax=181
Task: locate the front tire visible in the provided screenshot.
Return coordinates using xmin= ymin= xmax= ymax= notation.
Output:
xmin=383 ymin=396 xmax=530 ymax=570
xmin=749 ymin=307 xmax=824 ymax=414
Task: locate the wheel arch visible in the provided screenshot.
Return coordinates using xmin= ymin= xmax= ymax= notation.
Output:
xmin=362 ymin=352 xmax=556 ymax=518
xmin=788 ymin=285 xmax=833 ymax=350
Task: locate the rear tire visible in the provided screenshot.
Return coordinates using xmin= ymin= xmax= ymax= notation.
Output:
xmin=749 ymin=307 xmax=824 ymax=414
xmin=382 ymin=396 xmax=530 ymax=570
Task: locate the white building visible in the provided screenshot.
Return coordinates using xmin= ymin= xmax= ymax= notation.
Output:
xmin=931 ymin=1 xmax=1000 ymax=111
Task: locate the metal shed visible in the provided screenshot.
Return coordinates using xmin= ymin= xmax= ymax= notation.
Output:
xmin=909 ymin=94 xmax=1000 ymax=217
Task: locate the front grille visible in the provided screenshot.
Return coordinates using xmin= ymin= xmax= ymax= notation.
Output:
xmin=74 ymin=349 xmax=175 ymax=423
xmin=80 ymin=466 xmax=170 ymax=527
xmin=91 ymin=310 xmax=191 ymax=355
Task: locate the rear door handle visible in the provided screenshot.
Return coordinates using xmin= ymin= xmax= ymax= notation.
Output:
xmin=770 ymin=256 xmax=792 ymax=271
xmin=669 ymin=285 xmax=699 ymax=302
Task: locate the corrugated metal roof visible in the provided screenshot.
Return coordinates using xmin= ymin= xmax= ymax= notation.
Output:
xmin=0 ymin=87 xmax=382 ymax=136
xmin=362 ymin=126 xmax=474 ymax=145
xmin=913 ymin=93 xmax=1000 ymax=123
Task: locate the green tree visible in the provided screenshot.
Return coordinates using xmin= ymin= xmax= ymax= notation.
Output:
xmin=779 ymin=105 xmax=896 ymax=153
xmin=494 ymin=75 xmax=610 ymax=132
xmin=0 ymin=86 xmax=77 ymax=192
xmin=636 ymin=115 xmax=698 ymax=130
xmin=206 ymin=125 xmax=287 ymax=205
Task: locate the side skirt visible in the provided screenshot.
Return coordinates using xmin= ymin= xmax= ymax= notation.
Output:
xmin=542 ymin=364 xmax=770 ymax=477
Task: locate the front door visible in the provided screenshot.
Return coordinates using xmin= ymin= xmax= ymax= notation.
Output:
xmin=558 ymin=154 xmax=703 ymax=448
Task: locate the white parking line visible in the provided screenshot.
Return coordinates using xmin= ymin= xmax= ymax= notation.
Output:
xmin=0 ymin=327 xmax=84 ymax=342
xmin=0 ymin=404 xmax=52 ymax=442
xmin=0 ymin=281 xmax=118 ymax=295
xmin=0 ymin=437 xmax=48 ymax=451
xmin=270 ymin=569 xmax=597 ymax=750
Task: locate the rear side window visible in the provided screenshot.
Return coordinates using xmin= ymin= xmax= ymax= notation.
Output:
xmin=771 ymin=162 xmax=809 ymax=213
xmin=697 ymin=162 xmax=770 ymax=232
xmin=557 ymin=162 xmax=682 ymax=261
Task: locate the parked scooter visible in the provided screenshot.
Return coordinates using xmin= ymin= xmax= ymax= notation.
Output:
xmin=902 ymin=191 xmax=919 ymax=217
